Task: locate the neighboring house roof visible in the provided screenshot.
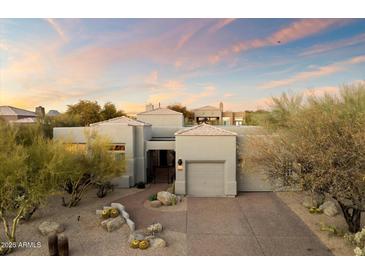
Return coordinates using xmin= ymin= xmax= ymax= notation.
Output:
xmin=175 ymin=123 xmax=237 ymax=136
xmin=137 ymin=107 xmax=182 ymax=115
xmin=193 ymin=105 xmax=220 ymax=111
xmin=90 ymin=116 xmax=151 ymax=127
xmin=47 ymin=110 xmax=61 ymax=116
xmin=0 ymin=106 xmax=36 ymax=117
xmin=10 ymin=117 xmax=37 ymax=124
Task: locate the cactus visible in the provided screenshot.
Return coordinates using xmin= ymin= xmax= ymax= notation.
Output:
xmin=58 ymin=234 xmax=69 ymax=256
xmin=48 ymin=233 xmax=59 ymax=256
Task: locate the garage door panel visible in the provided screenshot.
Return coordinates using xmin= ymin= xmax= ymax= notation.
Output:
xmin=187 ymin=162 xmax=224 ymax=196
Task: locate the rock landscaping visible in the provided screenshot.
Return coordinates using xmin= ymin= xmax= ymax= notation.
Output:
xmin=148 ymin=190 xmax=183 ymax=208
xmin=38 ymin=221 xmax=65 ymax=236
xmin=302 ymin=192 xmax=325 ymax=209
xmin=96 ymin=202 xmax=135 ymax=232
xmin=128 ymin=222 xmax=167 ymax=250
xmin=302 ymin=194 xmax=339 ymax=218
xmin=319 ymin=201 xmax=339 ymax=217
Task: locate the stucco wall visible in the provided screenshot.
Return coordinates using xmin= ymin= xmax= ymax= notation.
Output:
xmin=217 ymin=126 xmax=272 ymax=191
xmin=137 ymin=113 xmax=183 ymax=127
xmin=175 ymin=135 xmax=237 ymax=196
xmin=151 ymin=126 xmax=182 ymax=138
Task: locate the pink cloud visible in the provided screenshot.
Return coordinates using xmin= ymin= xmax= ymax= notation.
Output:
xmin=208 ymin=18 xmax=236 ymax=33
xmin=210 ymin=19 xmax=348 ymax=64
xmin=300 ymin=33 xmax=365 ymax=56
xmin=44 ymin=19 xmax=67 ymax=42
xmin=259 ymin=54 xmax=365 ymax=89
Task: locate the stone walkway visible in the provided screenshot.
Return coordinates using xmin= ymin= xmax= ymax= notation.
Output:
xmin=118 ymin=184 xmax=332 ymax=256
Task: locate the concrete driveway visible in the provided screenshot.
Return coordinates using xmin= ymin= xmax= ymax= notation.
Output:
xmin=119 ymin=185 xmax=332 ymax=256
xmin=187 ymin=193 xmax=332 ymax=256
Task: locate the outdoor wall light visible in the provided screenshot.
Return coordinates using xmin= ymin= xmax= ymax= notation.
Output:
xmin=177 ymin=159 xmax=183 ymax=170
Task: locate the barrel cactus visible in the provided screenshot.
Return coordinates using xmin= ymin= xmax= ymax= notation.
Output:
xmin=110 ymin=208 xmax=119 ymax=218
xmin=130 ymin=239 xmax=140 ymax=249
xmin=101 ymin=209 xmax=110 ymax=219
xmin=139 ymin=240 xmax=149 ymax=250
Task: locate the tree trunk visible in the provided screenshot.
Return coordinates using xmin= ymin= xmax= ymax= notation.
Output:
xmin=0 ymin=206 xmax=25 ymax=255
xmin=338 ymin=202 xmax=362 ymax=233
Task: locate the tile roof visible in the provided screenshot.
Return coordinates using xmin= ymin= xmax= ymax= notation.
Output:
xmin=137 ymin=108 xmax=182 ymax=115
xmin=193 ymin=105 xmax=220 ymax=111
xmin=175 ymin=123 xmax=237 ymax=136
xmin=90 ymin=116 xmax=151 ymax=127
xmin=0 ymin=106 xmax=36 ymax=117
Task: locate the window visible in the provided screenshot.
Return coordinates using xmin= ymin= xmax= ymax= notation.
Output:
xmin=65 ymin=143 xmax=86 ymax=152
xmin=108 ymin=144 xmax=126 ymax=172
xmin=109 ymin=144 xmax=125 ymax=151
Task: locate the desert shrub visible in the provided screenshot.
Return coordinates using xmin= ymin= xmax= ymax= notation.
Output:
xmin=60 ymin=133 xmax=124 ymax=207
xmin=319 ymin=223 xmax=346 ymax=237
xmin=0 ymin=122 xmax=74 ymax=255
xmin=148 ymin=194 xmax=157 ymax=201
xmin=344 ymin=227 xmax=365 ymax=256
xmin=247 ymin=83 xmax=365 ymax=232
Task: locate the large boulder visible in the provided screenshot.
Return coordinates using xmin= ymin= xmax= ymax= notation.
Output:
xmin=126 ymin=218 xmax=135 ymax=232
xmin=150 ymin=200 xmax=162 ymax=208
xmin=146 ymin=223 xmax=163 ymax=234
xmin=106 ymin=216 xmax=125 ymax=232
xmin=121 ymin=210 xmax=129 ymax=219
xmin=101 ymin=218 xmax=113 ymax=229
xmin=319 ymin=201 xmax=339 ymax=217
xmin=303 ymin=192 xmax=325 ymax=208
xmin=38 ymin=221 xmax=65 ymax=236
xmin=157 ymin=191 xmax=177 ymax=206
xmin=150 ymin=238 xmax=166 ymax=248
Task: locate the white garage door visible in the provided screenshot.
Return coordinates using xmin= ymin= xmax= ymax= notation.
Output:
xmin=187 ymin=162 xmax=224 ymax=197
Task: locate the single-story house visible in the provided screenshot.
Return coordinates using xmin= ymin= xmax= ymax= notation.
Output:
xmin=53 ymin=105 xmax=272 ymax=197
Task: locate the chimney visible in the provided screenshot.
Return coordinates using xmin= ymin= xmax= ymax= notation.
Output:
xmin=145 ymin=103 xmax=154 ymax=111
xmin=219 ymin=102 xmax=223 ymax=113
xmin=35 ymin=106 xmax=45 ymax=118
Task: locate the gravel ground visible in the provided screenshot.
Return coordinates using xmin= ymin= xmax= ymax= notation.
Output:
xmin=3 ymin=184 xmax=187 ymax=256
xmin=276 ymin=191 xmax=365 ymax=256
xmin=3 ymin=187 xmax=144 ymax=256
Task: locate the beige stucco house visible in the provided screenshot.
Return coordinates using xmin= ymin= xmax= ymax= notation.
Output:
xmin=53 ymin=105 xmax=272 ymax=197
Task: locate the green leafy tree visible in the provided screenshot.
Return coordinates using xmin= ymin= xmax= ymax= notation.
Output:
xmin=247 ymin=84 xmax=365 ymax=233
xmin=244 ymin=110 xmax=270 ymax=125
xmin=43 ymin=101 xmax=126 ymax=135
xmin=0 ymin=123 xmax=74 ymax=255
xmin=66 ymin=100 xmax=101 ymax=126
xmin=100 ymin=102 xmax=125 ymax=121
xmin=167 ymin=103 xmax=194 ymax=123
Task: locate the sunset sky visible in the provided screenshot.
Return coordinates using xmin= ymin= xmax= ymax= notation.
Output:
xmin=0 ymin=18 xmax=365 ymax=113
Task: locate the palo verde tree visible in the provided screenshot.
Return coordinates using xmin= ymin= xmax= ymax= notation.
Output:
xmin=61 ymin=132 xmax=124 ymax=208
xmin=0 ymin=123 xmax=75 ymax=255
xmin=247 ymin=84 xmax=365 ymax=233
